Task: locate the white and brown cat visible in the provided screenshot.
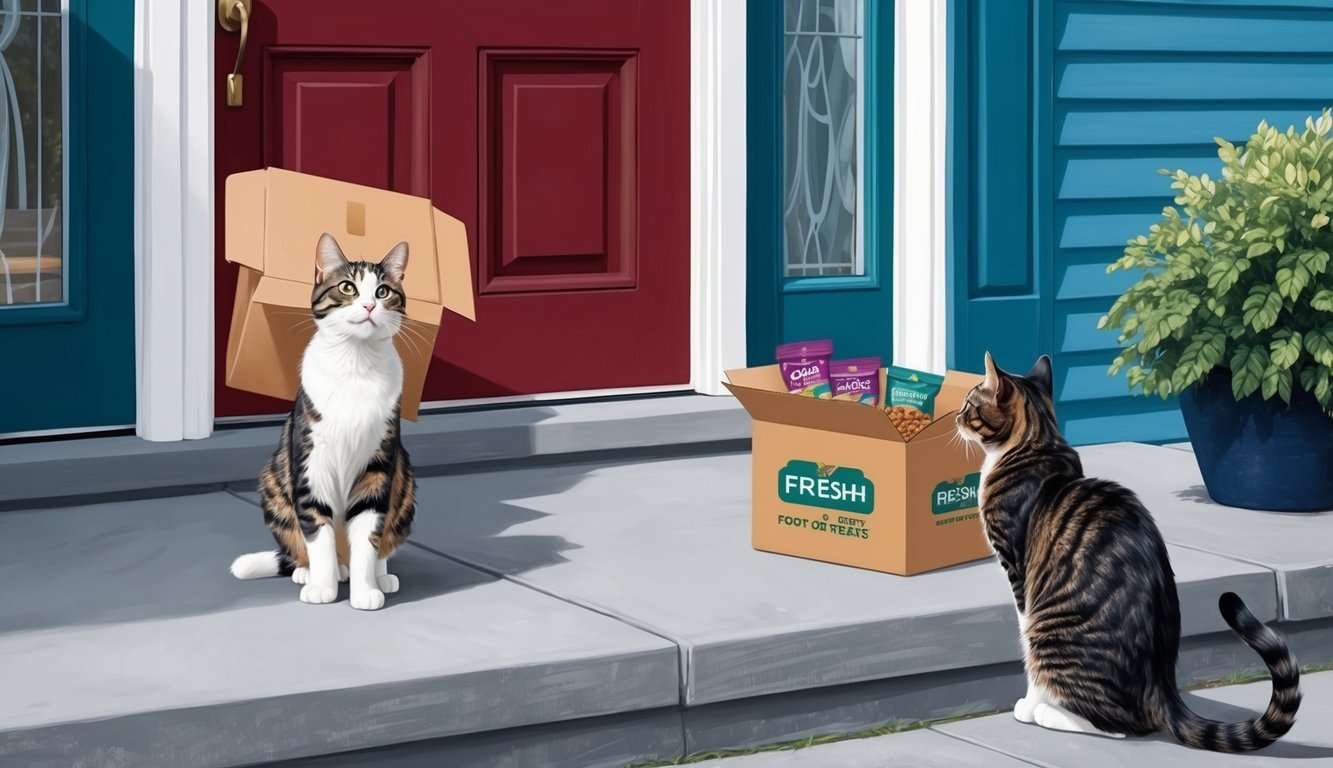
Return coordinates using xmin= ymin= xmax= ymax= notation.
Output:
xmin=230 ymin=233 xmax=416 ymax=611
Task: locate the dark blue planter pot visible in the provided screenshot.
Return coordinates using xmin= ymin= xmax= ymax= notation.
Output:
xmin=1178 ymin=371 xmax=1333 ymax=512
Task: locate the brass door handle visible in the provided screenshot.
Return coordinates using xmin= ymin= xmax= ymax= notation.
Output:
xmin=218 ymin=0 xmax=251 ymax=107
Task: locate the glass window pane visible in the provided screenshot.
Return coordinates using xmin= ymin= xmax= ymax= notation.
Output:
xmin=784 ymin=0 xmax=859 ymax=36
xmin=0 ymin=3 xmax=64 ymax=306
xmin=783 ymin=0 xmax=863 ymax=279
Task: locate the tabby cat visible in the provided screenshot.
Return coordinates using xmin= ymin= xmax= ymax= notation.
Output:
xmin=230 ymin=233 xmax=417 ymax=611
xmin=955 ymin=352 xmax=1301 ymax=751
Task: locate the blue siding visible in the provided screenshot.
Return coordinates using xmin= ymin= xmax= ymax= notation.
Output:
xmin=1052 ymin=0 xmax=1333 ymax=443
xmin=953 ymin=0 xmax=1333 ymax=445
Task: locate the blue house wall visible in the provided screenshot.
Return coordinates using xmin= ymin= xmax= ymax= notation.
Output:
xmin=951 ymin=0 xmax=1333 ymax=445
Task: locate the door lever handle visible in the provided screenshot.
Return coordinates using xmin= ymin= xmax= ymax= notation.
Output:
xmin=217 ymin=0 xmax=251 ymax=107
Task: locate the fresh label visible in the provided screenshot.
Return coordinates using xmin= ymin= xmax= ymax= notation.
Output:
xmin=778 ymin=460 xmax=874 ymax=515
xmin=932 ymin=473 xmax=981 ymax=515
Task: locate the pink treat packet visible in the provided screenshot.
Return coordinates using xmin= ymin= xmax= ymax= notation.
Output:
xmin=776 ymin=339 xmax=833 ymax=398
xmin=830 ymin=357 xmax=882 ymax=406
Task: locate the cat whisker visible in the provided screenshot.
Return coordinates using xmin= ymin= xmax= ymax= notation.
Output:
xmin=393 ymin=332 xmax=426 ymax=358
xmin=396 ymin=325 xmax=436 ymax=355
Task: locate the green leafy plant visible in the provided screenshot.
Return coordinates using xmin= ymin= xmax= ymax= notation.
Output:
xmin=1101 ymin=110 xmax=1333 ymax=415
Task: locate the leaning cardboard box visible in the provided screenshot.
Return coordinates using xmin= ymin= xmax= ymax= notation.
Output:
xmin=224 ymin=168 xmax=476 ymax=419
xmin=724 ymin=365 xmax=990 ymax=576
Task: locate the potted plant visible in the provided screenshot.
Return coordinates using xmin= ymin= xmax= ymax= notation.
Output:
xmin=1101 ymin=111 xmax=1333 ymax=512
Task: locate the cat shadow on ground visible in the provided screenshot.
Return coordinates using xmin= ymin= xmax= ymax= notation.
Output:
xmin=0 ymin=441 xmax=596 ymax=632
xmin=224 ymin=451 xmax=597 ymax=613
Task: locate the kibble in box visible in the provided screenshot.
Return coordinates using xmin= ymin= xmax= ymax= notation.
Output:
xmin=723 ymin=364 xmax=990 ymax=576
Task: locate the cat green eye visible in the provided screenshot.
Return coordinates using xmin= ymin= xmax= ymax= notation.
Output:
xmin=375 ymin=285 xmax=390 ymax=299
xmin=337 ymin=281 xmax=356 ymax=296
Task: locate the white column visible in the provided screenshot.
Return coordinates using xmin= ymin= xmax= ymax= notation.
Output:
xmin=134 ymin=0 xmax=214 ymax=440
xmin=893 ymin=0 xmax=949 ymax=373
xmin=691 ymin=0 xmax=748 ymax=395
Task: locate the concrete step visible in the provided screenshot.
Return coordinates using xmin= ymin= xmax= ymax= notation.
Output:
xmin=685 ymin=728 xmax=1038 ymax=768
xmin=3 ymin=443 xmax=1331 ymax=768
xmin=0 ymin=395 xmax=750 ymax=509
xmin=933 ymin=669 xmax=1333 ymax=767
xmin=0 ymin=492 xmax=679 ymax=768
xmin=231 ymin=444 xmax=1333 ymax=758
xmin=687 ymin=671 xmax=1333 ymax=766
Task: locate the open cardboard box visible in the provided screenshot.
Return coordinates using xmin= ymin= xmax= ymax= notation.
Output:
xmin=724 ymin=365 xmax=991 ymax=575
xmin=224 ymin=168 xmax=476 ymax=419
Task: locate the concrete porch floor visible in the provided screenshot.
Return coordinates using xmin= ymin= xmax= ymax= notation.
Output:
xmin=1 ymin=438 xmax=1331 ymax=768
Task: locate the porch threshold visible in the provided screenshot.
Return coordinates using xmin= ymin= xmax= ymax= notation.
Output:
xmin=0 ymin=394 xmax=750 ymax=508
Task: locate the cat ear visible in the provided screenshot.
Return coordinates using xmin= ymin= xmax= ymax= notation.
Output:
xmin=315 ymin=233 xmax=348 ymax=283
xmin=1026 ymin=354 xmax=1053 ymax=397
xmin=379 ymin=241 xmax=409 ymax=284
xmin=983 ymin=351 xmax=1000 ymax=386
xmin=983 ymin=351 xmax=1012 ymax=400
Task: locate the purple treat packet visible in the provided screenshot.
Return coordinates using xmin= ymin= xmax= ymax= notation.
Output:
xmin=776 ymin=339 xmax=833 ymax=398
xmin=830 ymin=357 xmax=882 ymax=406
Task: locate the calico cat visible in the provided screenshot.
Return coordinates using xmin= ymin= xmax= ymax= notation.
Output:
xmin=230 ymin=233 xmax=417 ymax=611
xmin=955 ymin=352 xmax=1301 ymax=751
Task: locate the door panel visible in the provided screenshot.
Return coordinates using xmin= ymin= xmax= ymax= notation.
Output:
xmin=746 ymin=0 xmax=894 ymax=366
xmin=479 ymin=51 xmax=637 ymax=293
xmin=266 ymin=49 xmax=430 ymax=196
xmin=214 ymin=1 xmax=689 ymax=418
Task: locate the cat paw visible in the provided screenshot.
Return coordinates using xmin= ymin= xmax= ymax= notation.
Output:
xmin=291 ymin=567 xmax=309 ymax=585
xmin=1032 ymin=702 xmax=1124 ymax=738
xmin=1013 ymin=697 xmax=1037 ymax=724
xmin=338 ymin=565 xmax=350 ymax=583
xmin=350 ymin=588 xmax=385 ymax=611
xmin=377 ymin=574 xmax=399 ymax=594
xmin=299 ymin=583 xmax=338 ymax=604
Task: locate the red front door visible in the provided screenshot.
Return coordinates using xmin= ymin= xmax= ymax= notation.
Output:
xmin=214 ymin=1 xmax=690 ymax=417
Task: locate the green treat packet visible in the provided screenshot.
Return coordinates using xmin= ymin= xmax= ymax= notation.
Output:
xmin=885 ymin=365 xmax=945 ymax=419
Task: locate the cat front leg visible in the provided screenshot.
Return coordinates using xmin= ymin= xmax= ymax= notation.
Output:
xmin=376 ymin=557 xmax=399 ymax=594
xmin=347 ymin=511 xmax=386 ymax=611
xmin=298 ymin=515 xmax=340 ymax=604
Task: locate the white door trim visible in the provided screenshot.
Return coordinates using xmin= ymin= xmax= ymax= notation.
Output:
xmin=690 ymin=0 xmax=748 ymax=395
xmin=133 ymin=2 xmax=746 ymax=441
xmin=133 ymin=0 xmax=215 ymax=441
xmin=892 ymin=0 xmax=950 ymax=373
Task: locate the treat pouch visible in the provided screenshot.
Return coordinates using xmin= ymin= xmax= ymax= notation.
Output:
xmin=830 ymin=357 xmax=882 ymax=406
xmin=776 ymin=340 xmax=834 ymax=399
xmin=886 ymin=365 xmax=945 ymax=419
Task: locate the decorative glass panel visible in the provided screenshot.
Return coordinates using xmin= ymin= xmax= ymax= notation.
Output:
xmin=783 ymin=0 xmax=863 ymax=278
xmin=0 ymin=0 xmax=63 ymax=306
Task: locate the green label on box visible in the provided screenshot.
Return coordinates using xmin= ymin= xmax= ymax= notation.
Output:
xmin=932 ymin=473 xmax=981 ymax=514
xmin=778 ymin=460 xmax=874 ymax=514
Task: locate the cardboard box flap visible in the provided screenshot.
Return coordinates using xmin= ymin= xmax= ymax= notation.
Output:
xmin=723 ymin=380 xmax=904 ymax=442
xmin=434 ymin=209 xmax=477 ymax=321
xmin=225 ymin=171 xmax=268 ymax=271
xmin=936 ymin=370 xmax=985 ymax=415
xmin=264 ymin=168 xmax=443 ymax=304
xmin=251 ymin=274 xmax=314 ymax=309
xmin=725 ymin=364 xmax=788 ymax=391
xmin=907 ymin=410 xmax=963 ymax=443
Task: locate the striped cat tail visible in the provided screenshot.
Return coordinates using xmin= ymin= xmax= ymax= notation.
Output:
xmin=1159 ymin=592 xmax=1301 ymax=752
xmin=229 ymin=550 xmax=295 ymax=579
